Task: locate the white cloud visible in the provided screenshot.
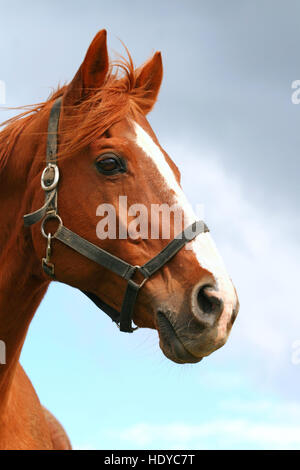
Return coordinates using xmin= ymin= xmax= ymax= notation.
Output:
xmin=165 ymin=141 xmax=300 ymax=374
xmin=113 ymin=419 xmax=300 ymax=450
xmin=73 ymin=399 xmax=300 ymax=450
xmin=221 ymin=399 xmax=300 ymax=422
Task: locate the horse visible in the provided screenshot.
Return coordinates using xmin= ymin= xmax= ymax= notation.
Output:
xmin=0 ymin=29 xmax=239 ymax=450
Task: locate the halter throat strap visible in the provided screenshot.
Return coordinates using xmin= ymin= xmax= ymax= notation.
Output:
xmin=23 ymin=97 xmax=209 ymax=333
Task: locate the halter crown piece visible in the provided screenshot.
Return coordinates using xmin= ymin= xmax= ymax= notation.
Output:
xmin=23 ymin=97 xmax=209 ymax=332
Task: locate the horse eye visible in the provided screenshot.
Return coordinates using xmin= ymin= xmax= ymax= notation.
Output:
xmin=95 ymin=153 xmax=126 ymax=175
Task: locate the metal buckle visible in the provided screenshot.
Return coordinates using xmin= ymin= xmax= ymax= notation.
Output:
xmin=41 ymin=163 xmax=59 ymax=191
xmin=126 ymin=265 xmax=149 ymax=288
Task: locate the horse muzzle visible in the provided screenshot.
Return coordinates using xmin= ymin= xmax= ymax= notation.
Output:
xmin=156 ymin=283 xmax=239 ymax=364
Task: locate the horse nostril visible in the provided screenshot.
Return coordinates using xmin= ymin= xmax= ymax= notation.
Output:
xmin=196 ymin=285 xmax=224 ymax=321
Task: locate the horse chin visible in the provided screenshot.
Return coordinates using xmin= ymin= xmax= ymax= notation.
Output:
xmin=156 ymin=311 xmax=203 ymax=364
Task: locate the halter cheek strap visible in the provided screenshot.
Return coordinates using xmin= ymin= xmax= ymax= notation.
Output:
xmin=23 ymin=97 xmax=209 ymax=333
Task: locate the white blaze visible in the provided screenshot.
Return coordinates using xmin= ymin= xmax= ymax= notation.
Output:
xmin=133 ymin=122 xmax=237 ymax=333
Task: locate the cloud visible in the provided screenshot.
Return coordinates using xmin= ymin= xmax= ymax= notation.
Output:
xmin=162 ymin=141 xmax=300 ymax=389
xmin=73 ymin=397 xmax=300 ymax=450
xmin=221 ymin=399 xmax=300 ymax=422
xmin=107 ymin=399 xmax=300 ymax=450
xmin=110 ymin=419 xmax=300 ymax=450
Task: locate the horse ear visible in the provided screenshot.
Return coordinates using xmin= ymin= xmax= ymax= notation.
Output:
xmin=64 ymin=29 xmax=109 ymax=106
xmin=135 ymin=52 xmax=163 ymax=114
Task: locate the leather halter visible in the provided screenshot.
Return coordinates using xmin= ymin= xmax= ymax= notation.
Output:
xmin=23 ymin=97 xmax=209 ymax=332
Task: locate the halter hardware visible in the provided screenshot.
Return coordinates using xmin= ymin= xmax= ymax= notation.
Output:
xmin=41 ymin=214 xmax=63 ymax=239
xmin=41 ymin=163 xmax=60 ymax=191
xmin=42 ymin=233 xmax=55 ymax=277
xmin=23 ymin=97 xmax=209 ymax=333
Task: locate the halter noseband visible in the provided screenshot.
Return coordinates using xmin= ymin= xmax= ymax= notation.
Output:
xmin=23 ymin=97 xmax=209 ymax=332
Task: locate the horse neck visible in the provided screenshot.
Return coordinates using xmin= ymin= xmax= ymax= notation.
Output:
xmin=0 ymin=109 xmax=50 ymax=409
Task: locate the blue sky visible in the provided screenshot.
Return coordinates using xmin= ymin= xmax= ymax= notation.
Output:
xmin=2 ymin=0 xmax=300 ymax=449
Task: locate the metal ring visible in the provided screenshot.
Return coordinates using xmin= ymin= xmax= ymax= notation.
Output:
xmin=41 ymin=214 xmax=62 ymax=238
xmin=41 ymin=164 xmax=59 ymax=191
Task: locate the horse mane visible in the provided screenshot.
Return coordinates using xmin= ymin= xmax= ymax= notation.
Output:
xmin=0 ymin=88 xmax=65 ymax=174
xmin=0 ymin=51 xmax=154 ymax=174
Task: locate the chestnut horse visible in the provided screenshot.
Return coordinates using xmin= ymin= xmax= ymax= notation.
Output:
xmin=0 ymin=30 xmax=239 ymax=449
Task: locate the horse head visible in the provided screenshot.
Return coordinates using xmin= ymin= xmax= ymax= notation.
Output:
xmin=27 ymin=30 xmax=239 ymax=364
